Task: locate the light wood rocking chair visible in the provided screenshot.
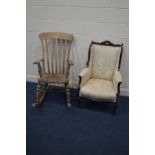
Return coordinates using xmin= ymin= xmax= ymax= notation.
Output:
xmin=32 ymin=32 xmax=74 ymax=108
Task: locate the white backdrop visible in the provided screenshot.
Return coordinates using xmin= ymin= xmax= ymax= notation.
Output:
xmin=26 ymin=0 xmax=129 ymax=96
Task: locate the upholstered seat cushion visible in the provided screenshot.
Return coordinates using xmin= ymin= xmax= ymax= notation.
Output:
xmin=80 ymin=78 xmax=116 ymax=101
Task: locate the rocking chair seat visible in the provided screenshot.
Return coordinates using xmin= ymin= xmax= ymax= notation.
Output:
xmin=80 ymin=79 xmax=116 ymax=102
xmin=38 ymin=73 xmax=68 ymax=83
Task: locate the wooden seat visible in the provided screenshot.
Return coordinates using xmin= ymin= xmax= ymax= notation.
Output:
xmin=32 ymin=32 xmax=74 ymax=108
xmin=38 ymin=74 xmax=68 ymax=83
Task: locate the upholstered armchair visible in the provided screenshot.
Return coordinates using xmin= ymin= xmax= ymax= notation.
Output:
xmin=78 ymin=41 xmax=123 ymax=115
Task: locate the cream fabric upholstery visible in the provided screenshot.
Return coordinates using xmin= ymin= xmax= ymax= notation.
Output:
xmin=80 ymin=79 xmax=116 ymax=101
xmin=113 ymin=70 xmax=122 ymax=93
xmin=79 ymin=42 xmax=122 ymax=102
xmin=91 ymin=44 xmax=121 ymax=81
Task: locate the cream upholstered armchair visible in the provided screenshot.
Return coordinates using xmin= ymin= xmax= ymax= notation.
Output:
xmin=78 ymin=41 xmax=123 ymax=115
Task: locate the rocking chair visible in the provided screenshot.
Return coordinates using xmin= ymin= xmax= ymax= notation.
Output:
xmin=32 ymin=32 xmax=74 ymax=108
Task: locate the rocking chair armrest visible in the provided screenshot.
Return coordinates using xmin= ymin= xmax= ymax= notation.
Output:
xmin=33 ymin=58 xmax=44 ymax=64
xmin=79 ymin=68 xmax=91 ymax=88
xmin=68 ymin=59 xmax=74 ymax=65
xmin=33 ymin=59 xmax=44 ymax=77
xmin=113 ymin=70 xmax=122 ymax=94
xmin=66 ymin=59 xmax=74 ymax=76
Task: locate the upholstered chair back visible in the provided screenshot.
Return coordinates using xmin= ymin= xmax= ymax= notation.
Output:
xmin=88 ymin=43 xmax=122 ymax=81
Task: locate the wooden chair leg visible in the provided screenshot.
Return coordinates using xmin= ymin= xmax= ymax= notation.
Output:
xmin=65 ymin=82 xmax=71 ymax=108
xmin=77 ymin=96 xmax=81 ymax=109
xmin=32 ymin=82 xmax=41 ymax=107
xmin=38 ymin=83 xmax=48 ymax=104
xmin=113 ymin=103 xmax=118 ymax=115
xmin=113 ymin=95 xmax=120 ymax=115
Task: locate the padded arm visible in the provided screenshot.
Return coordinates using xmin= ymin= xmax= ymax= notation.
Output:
xmin=79 ymin=68 xmax=91 ymax=88
xmin=113 ymin=70 xmax=122 ymax=94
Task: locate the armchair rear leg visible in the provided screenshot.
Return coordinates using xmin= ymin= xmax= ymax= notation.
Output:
xmin=77 ymin=96 xmax=81 ymax=109
xmin=113 ymin=103 xmax=118 ymax=115
xmin=65 ymin=82 xmax=71 ymax=108
xmin=32 ymin=82 xmax=41 ymax=107
xmin=113 ymin=95 xmax=120 ymax=115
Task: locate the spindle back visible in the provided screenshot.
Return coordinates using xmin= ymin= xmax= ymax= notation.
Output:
xmin=39 ymin=32 xmax=73 ymax=75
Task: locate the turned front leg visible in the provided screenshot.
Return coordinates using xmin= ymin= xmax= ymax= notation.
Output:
xmin=65 ymin=82 xmax=71 ymax=108
xmin=32 ymin=82 xmax=41 ymax=107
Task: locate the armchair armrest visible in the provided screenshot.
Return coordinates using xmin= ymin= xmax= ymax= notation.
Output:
xmin=79 ymin=68 xmax=91 ymax=88
xmin=113 ymin=70 xmax=122 ymax=94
